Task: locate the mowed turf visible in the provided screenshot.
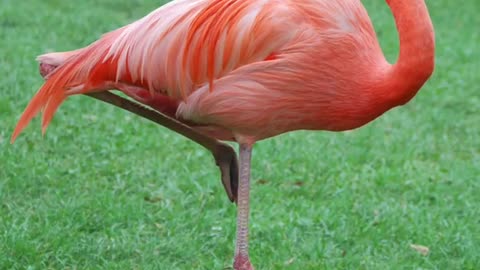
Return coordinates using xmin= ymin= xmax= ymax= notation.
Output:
xmin=1 ymin=0 xmax=479 ymax=269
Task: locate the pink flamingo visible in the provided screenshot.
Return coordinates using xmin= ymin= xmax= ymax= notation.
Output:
xmin=11 ymin=0 xmax=435 ymax=269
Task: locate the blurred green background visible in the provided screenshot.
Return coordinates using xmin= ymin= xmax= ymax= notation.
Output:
xmin=1 ymin=0 xmax=479 ymax=269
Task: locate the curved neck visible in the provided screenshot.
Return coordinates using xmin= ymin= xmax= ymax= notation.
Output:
xmin=385 ymin=0 xmax=435 ymax=105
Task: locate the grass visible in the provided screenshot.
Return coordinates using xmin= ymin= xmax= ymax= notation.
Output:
xmin=1 ymin=0 xmax=479 ymax=269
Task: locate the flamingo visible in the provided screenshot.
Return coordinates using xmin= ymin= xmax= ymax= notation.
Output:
xmin=11 ymin=0 xmax=435 ymax=269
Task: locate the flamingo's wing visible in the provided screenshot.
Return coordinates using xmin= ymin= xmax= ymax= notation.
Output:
xmin=107 ymin=0 xmax=298 ymax=99
xmin=12 ymin=0 xmax=298 ymax=140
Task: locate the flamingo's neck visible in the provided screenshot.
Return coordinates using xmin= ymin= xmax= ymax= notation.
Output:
xmin=385 ymin=0 xmax=435 ymax=106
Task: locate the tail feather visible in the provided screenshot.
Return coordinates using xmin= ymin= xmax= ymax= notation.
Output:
xmin=11 ymin=29 xmax=124 ymax=143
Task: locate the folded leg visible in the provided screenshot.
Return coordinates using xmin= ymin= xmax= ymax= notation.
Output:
xmin=87 ymin=91 xmax=239 ymax=202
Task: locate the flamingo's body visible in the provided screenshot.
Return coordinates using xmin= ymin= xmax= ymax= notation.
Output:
xmin=11 ymin=0 xmax=435 ymax=269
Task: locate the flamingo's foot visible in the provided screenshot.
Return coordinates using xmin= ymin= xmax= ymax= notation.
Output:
xmin=233 ymin=254 xmax=254 ymax=270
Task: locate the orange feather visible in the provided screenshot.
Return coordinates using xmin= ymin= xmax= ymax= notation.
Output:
xmin=11 ymin=29 xmax=125 ymax=142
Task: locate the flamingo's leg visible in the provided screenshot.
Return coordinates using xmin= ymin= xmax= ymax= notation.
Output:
xmin=87 ymin=91 xmax=239 ymax=202
xmin=233 ymin=143 xmax=254 ymax=270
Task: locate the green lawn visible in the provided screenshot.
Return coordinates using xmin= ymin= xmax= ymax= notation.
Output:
xmin=1 ymin=0 xmax=479 ymax=269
